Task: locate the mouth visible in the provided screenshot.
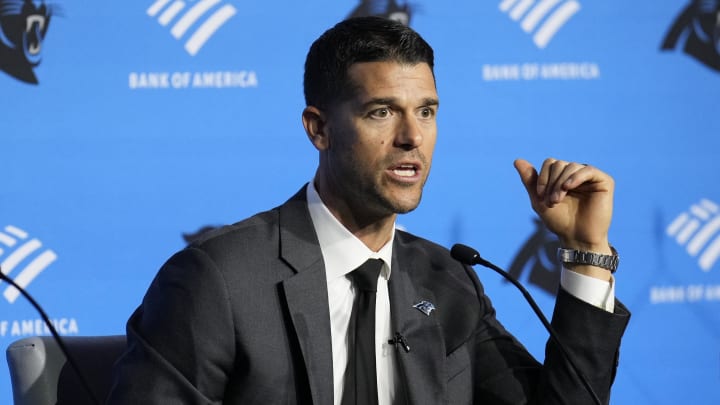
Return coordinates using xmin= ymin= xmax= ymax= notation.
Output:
xmin=388 ymin=162 xmax=422 ymax=183
xmin=25 ymin=15 xmax=45 ymax=59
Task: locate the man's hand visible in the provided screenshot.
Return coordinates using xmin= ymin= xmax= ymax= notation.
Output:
xmin=514 ymin=158 xmax=615 ymax=280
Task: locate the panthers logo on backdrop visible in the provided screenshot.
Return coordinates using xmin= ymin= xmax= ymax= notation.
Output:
xmin=347 ymin=0 xmax=414 ymax=26
xmin=182 ymin=225 xmax=220 ymax=244
xmin=0 ymin=0 xmax=56 ymax=84
xmin=662 ymin=0 xmax=720 ymax=72
xmin=507 ymin=218 xmax=562 ymax=296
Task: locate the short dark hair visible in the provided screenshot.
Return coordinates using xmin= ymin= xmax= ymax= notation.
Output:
xmin=303 ymin=16 xmax=435 ymax=109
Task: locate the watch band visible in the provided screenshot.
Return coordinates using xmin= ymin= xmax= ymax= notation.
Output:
xmin=557 ymin=246 xmax=619 ymax=273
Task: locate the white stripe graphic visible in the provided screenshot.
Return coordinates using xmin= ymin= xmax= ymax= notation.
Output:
xmin=522 ymin=0 xmax=562 ymax=32
xmin=3 ymin=250 xmax=57 ymax=303
xmin=690 ymin=203 xmax=711 ymax=220
xmin=147 ymin=0 xmax=172 ymax=16
xmin=510 ymin=0 xmax=535 ymax=21
xmin=687 ymin=216 xmax=720 ymax=256
xmin=699 ymin=236 xmax=720 ymax=271
xmin=0 ymin=254 xmax=8 ymax=276
xmin=499 ymin=0 xmax=520 ymax=12
xmin=171 ymin=0 xmax=221 ymax=39
xmin=533 ymin=0 xmax=580 ymax=48
xmin=5 ymin=225 xmax=28 ymax=239
xmin=0 ymin=239 xmax=41 ymax=274
xmin=0 ymin=232 xmax=16 ymax=247
xmin=158 ymin=0 xmax=185 ymax=26
xmin=676 ymin=219 xmax=700 ymax=244
xmin=667 ymin=213 xmax=689 ymax=236
xmin=701 ymin=198 xmax=719 ymax=213
xmin=184 ymin=4 xmax=236 ymax=56
xmin=667 ymin=199 xmax=720 ymax=271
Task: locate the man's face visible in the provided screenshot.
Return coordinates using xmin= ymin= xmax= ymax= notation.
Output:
xmin=317 ymin=61 xmax=438 ymax=223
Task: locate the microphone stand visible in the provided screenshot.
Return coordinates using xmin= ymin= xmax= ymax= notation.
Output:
xmin=451 ymin=244 xmax=603 ymax=405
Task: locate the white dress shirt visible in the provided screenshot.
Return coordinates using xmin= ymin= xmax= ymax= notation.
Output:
xmin=306 ymin=182 xmax=399 ymax=405
xmin=305 ymin=181 xmax=614 ymax=405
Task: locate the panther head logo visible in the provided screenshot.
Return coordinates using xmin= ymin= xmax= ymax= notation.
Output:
xmin=662 ymin=0 xmax=720 ymax=72
xmin=182 ymin=225 xmax=220 ymax=245
xmin=507 ymin=218 xmax=562 ymax=296
xmin=347 ymin=0 xmax=414 ymax=26
xmin=0 ymin=0 xmax=56 ymax=84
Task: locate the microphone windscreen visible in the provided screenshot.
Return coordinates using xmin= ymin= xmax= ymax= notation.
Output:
xmin=450 ymin=243 xmax=481 ymax=265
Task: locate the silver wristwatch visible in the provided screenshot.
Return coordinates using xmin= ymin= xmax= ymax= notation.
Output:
xmin=557 ymin=246 xmax=619 ymax=273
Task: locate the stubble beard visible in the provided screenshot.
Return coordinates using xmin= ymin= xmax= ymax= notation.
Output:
xmin=351 ymin=168 xmax=427 ymax=219
xmin=360 ymin=153 xmax=430 ymax=217
xmin=325 ymin=146 xmax=431 ymax=222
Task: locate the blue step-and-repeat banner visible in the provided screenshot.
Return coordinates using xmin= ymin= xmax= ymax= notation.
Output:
xmin=2 ymin=1 xmax=719 ymax=403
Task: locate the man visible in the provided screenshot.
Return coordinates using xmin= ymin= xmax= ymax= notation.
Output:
xmin=107 ymin=17 xmax=629 ymax=404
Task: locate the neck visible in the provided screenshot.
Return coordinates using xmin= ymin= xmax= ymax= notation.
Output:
xmin=343 ymin=216 xmax=396 ymax=252
xmin=325 ymin=202 xmax=396 ymax=252
xmin=313 ymin=180 xmax=396 ymax=252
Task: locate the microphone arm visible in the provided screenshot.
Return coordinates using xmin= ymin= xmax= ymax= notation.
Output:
xmin=1 ymin=267 xmax=100 ymax=405
xmin=450 ymin=243 xmax=603 ymax=405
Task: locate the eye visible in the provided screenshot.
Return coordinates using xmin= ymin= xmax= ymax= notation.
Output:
xmin=418 ymin=107 xmax=435 ymax=119
xmin=369 ymin=108 xmax=391 ymax=119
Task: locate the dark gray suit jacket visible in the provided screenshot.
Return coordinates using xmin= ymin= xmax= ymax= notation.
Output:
xmin=106 ymin=187 xmax=630 ymax=404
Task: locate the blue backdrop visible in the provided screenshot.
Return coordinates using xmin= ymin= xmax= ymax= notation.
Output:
xmin=2 ymin=1 xmax=719 ymax=403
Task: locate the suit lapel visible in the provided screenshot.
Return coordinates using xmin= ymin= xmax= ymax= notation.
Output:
xmin=389 ymin=241 xmax=447 ymax=405
xmin=278 ymin=188 xmax=334 ymax=405
xmin=275 ymin=188 xmax=453 ymax=404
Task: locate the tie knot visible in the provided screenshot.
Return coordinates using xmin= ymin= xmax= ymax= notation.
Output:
xmin=349 ymin=259 xmax=383 ymax=292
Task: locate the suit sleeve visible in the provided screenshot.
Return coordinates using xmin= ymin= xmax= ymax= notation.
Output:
xmin=464 ymin=264 xmax=630 ymax=405
xmin=106 ymin=247 xmax=236 ymax=405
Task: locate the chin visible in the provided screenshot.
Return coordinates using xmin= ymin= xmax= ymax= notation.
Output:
xmin=387 ymin=195 xmax=423 ymax=215
xmin=394 ymin=205 xmax=419 ymax=215
xmin=370 ymin=184 xmax=424 ymax=215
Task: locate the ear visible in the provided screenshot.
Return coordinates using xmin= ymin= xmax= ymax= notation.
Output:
xmin=302 ymin=106 xmax=330 ymax=151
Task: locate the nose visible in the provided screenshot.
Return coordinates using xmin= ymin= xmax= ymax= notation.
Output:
xmin=394 ymin=114 xmax=423 ymax=150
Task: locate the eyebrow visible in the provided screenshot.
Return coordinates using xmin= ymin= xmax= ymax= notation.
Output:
xmin=362 ymin=97 xmax=440 ymax=109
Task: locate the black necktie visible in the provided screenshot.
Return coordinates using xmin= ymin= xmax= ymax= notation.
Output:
xmin=342 ymin=258 xmax=383 ymax=405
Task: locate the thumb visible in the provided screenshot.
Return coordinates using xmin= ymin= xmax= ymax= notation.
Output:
xmin=513 ymin=158 xmax=538 ymax=198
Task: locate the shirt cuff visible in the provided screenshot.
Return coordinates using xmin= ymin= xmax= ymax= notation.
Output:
xmin=560 ymin=267 xmax=615 ymax=312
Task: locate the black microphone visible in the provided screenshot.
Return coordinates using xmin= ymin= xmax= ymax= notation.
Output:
xmin=0 ymin=266 xmax=100 ymax=405
xmin=450 ymin=243 xmax=603 ymax=405
xmin=387 ymin=332 xmax=410 ymax=353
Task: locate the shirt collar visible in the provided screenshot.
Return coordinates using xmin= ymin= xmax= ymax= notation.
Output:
xmin=306 ymin=180 xmax=394 ymax=284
